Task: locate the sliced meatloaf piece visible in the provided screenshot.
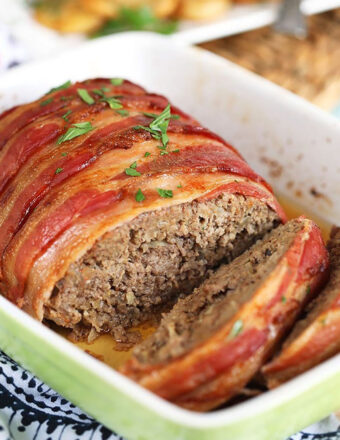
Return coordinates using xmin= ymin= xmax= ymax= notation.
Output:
xmin=0 ymin=78 xmax=285 ymax=341
xmin=45 ymin=192 xmax=279 ymax=341
xmin=263 ymin=226 xmax=340 ymax=388
xmin=121 ymin=217 xmax=329 ymax=411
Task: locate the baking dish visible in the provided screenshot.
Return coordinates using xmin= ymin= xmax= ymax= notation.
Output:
xmin=0 ymin=32 xmax=339 ymax=440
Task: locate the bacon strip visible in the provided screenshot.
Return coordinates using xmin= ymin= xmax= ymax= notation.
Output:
xmin=262 ymin=227 xmax=340 ymax=388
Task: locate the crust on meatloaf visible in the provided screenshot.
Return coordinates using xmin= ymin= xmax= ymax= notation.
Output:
xmin=262 ymin=226 xmax=340 ymax=387
xmin=44 ymin=192 xmax=280 ymax=342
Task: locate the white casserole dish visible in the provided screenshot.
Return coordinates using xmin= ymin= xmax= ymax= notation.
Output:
xmin=0 ymin=32 xmax=339 ymax=440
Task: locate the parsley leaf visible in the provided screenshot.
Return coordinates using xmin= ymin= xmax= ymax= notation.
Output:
xmin=229 ymin=320 xmax=243 ymax=338
xmin=77 ymin=89 xmax=95 ymax=105
xmin=60 ymin=96 xmax=73 ymax=102
xmin=57 ymin=121 xmax=93 ymax=145
xmin=281 ymin=296 xmax=287 ymax=303
xmin=47 ymin=80 xmax=71 ymax=94
xmin=135 ymin=188 xmax=145 ymax=202
xmin=55 ymin=167 xmax=63 ymax=174
xmin=144 ymin=152 xmax=151 ymax=157
xmin=101 ymin=97 xmax=123 ymax=110
xmin=177 ymin=184 xmax=182 ymax=188
xmin=125 ymin=168 xmax=141 ymax=177
xmin=61 ymin=152 xmax=68 ymax=157
xmin=130 ymin=161 xmax=137 ymax=169
xmin=143 ymin=112 xmax=179 ymax=120
xmin=115 ymin=109 xmax=129 ymax=116
xmin=135 ymin=104 xmax=172 ymax=149
xmin=111 ymin=78 xmax=124 ymax=86
xmin=62 ymin=110 xmax=72 ymax=122
xmin=157 ymin=188 xmax=173 ymax=198
xmin=92 ymin=89 xmax=105 ymax=97
xmin=40 ymin=98 xmax=53 ymax=107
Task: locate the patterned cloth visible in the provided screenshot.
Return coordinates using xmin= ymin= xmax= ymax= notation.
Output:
xmin=0 ymin=351 xmax=339 ymax=440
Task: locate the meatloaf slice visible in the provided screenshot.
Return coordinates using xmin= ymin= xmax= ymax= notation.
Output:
xmin=122 ymin=217 xmax=329 ymax=411
xmin=263 ymin=226 xmax=340 ymax=388
xmin=44 ymin=192 xmax=279 ymax=341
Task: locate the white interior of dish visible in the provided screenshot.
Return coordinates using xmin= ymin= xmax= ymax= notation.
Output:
xmin=0 ymin=32 xmax=339 ymax=427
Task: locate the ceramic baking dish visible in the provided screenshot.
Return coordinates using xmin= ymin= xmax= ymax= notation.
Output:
xmin=0 ymin=32 xmax=339 ymax=440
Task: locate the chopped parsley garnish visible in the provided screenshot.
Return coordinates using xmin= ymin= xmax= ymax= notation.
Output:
xmin=77 ymin=89 xmax=95 ymax=105
xmin=92 ymin=89 xmax=105 ymax=97
xmin=135 ymin=188 xmax=145 ymax=202
xmin=57 ymin=121 xmax=93 ymax=145
xmin=144 ymin=152 xmax=151 ymax=157
xmin=160 ymin=151 xmax=168 ymax=156
xmin=143 ymin=112 xmax=180 ymax=120
xmin=60 ymin=96 xmax=73 ymax=101
xmin=306 ymin=285 xmax=311 ymax=295
xmin=157 ymin=188 xmax=173 ymax=198
xmin=55 ymin=167 xmax=63 ymax=175
xmin=281 ymin=296 xmax=287 ymax=303
xmin=40 ymin=98 xmax=53 ymax=107
xmin=47 ymin=80 xmax=71 ymax=94
xmin=61 ymin=152 xmax=68 ymax=157
xmin=101 ymin=96 xmax=123 ymax=110
xmin=102 ymin=87 xmax=110 ymax=92
xmin=115 ymin=109 xmax=129 ymax=116
xmin=134 ymin=104 xmax=172 ymax=149
xmin=229 ymin=320 xmax=243 ymax=338
xmin=62 ymin=110 xmax=72 ymax=122
xmin=130 ymin=161 xmax=137 ymax=169
xmin=125 ymin=168 xmax=141 ymax=177
xmin=172 ymin=149 xmax=180 ymax=153
xmin=177 ymin=184 xmax=182 ymax=188
xmin=110 ymin=78 xmax=124 ymax=86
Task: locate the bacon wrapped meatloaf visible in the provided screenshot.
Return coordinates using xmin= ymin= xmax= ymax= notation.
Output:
xmin=0 ymin=78 xmax=285 ymax=342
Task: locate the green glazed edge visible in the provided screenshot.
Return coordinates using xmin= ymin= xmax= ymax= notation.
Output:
xmin=0 ymin=304 xmax=339 ymax=440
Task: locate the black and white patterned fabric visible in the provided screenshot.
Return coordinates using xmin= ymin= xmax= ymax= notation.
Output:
xmin=0 ymin=351 xmax=339 ymax=440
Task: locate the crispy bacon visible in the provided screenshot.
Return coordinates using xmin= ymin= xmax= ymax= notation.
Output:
xmin=0 ymin=78 xmax=284 ymax=319
xmin=121 ymin=218 xmax=329 ymax=411
xmin=263 ymin=227 xmax=340 ymax=388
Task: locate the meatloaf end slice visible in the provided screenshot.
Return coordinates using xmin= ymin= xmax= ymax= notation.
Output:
xmin=44 ymin=192 xmax=280 ymax=342
xmin=263 ymin=226 xmax=340 ymax=388
xmin=122 ymin=217 xmax=329 ymax=410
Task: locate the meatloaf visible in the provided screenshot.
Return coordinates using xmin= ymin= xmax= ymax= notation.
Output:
xmin=263 ymin=226 xmax=340 ymax=388
xmin=0 ymin=78 xmax=285 ymax=341
xmin=122 ymin=217 xmax=329 ymax=410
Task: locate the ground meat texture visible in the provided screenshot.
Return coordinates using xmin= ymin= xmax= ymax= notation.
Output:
xmin=44 ymin=192 xmax=280 ymax=341
xmin=133 ymin=219 xmax=303 ymax=365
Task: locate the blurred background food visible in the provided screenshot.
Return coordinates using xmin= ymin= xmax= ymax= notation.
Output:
xmin=202 ymin=8 xmax=340 ymax=111
xmin=30 ymin=0 xmax=275 ymax=35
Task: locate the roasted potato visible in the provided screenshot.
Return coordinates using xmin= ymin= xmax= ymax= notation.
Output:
xmin=178 ymin=0 xmax=230 ymax=21
xmin=34 ymin=0 xmax=103 ymax=33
